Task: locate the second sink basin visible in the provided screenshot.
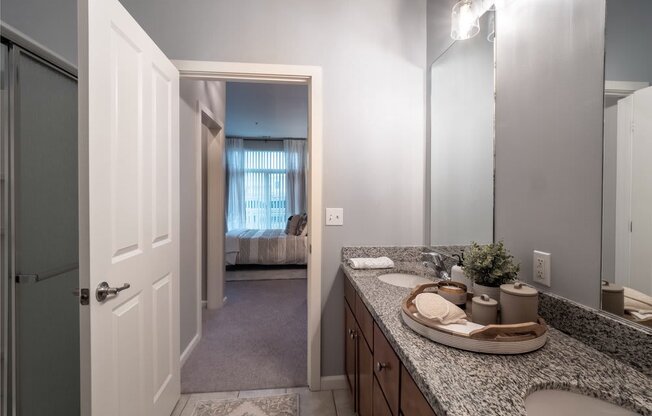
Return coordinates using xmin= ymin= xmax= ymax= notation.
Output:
xmin=525 ymin=389 xmax=639 ymax=416
xmin=377 ymin=273 xmax=432 ymax=288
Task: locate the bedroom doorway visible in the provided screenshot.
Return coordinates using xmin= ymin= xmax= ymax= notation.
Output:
xmin=177 ymin=61 xmax=323 ymax=393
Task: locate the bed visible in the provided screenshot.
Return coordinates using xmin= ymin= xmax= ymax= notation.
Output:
xmin=225 ymin=229 xmax=308 ymax=266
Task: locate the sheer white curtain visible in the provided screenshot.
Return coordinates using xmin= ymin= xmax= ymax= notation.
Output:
xmin=226 ymin=138 xmax=246 ymax=230
xmin=243 ymin=144 xmax=286 ymax=229
xmin=284 ymin=139 xmax=307 ymax=217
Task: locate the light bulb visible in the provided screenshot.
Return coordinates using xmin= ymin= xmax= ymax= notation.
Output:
xmin=451 ymin=0 xmax=480 ymax=40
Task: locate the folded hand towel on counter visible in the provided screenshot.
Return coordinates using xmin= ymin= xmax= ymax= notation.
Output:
xmin=414 ymin=293 xmax=467 ymax=325
xmin=347 ymin=257 xmax=395 ymax=269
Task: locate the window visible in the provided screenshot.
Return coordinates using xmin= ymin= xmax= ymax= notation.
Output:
xmin=244 ymin=150 xmax=287 ymax=229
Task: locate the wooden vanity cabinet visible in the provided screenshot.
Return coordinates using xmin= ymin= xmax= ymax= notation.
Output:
xmin=344 ymin=276 xmax=439 ymax=416
xmin=344 ymin=279 xmax=374 ymax=416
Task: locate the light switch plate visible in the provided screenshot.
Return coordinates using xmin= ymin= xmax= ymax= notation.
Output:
xmin=533 ymin=250 xmax=551 ymax=287
xmin=326 ymin=208 xmax=344 ymax=226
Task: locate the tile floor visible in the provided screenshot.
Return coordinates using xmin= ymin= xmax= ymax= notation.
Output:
xmin=171 ymin=387 xmax=354 ymax=416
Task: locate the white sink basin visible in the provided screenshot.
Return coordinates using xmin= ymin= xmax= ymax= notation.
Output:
xmin=377 ymin=273 xmax=432 ymax=288
xmin=525 ymin=389 xmax=639 ymax=416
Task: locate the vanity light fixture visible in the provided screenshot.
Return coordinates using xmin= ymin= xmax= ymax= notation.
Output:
xmin=450 ymin=0 xmax=495 ymax=41
xmin=451 ymin=0 xmax=480 ymax=40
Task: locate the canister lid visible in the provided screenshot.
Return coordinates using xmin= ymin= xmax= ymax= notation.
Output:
xmin=601 ymin=280 xmax=624 ymax=293
xmin=500 ymin=281 xmax=538 ymax=297
xmin=472 ymin=294 xmax=498 ymax=306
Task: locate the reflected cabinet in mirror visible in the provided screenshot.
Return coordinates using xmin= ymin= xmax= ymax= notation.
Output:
xmin=601 ymin=0 xmax=652 ymax=327
xmin=429 ymin=10 xmax=495 ymax=246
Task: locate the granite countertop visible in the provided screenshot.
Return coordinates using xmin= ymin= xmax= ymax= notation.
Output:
xmin=342 ymin=261 xmax=652 ymax=416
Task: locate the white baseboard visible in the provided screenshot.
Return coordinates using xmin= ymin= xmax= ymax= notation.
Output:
xmin=320 ymin=375 xmax=348 ymax=391
xmin=180 ymin=333 xmax=200 ymax=367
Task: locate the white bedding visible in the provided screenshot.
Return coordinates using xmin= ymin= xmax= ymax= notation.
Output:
xmin=225 ymin=229 xmax=307 ymax=265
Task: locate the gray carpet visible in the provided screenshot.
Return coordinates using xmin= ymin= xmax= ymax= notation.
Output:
xmin=181 ymin=279 xmax=307 ymax=393
xmin=225 ymin=268 xmax=307 ymax=282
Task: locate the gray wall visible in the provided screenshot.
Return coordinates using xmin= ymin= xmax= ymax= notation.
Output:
xmin=605 ymin=0 xmax=652 ymax=83
xmin=226 ymin=83 xmax=308 ymax=138
xmin=179 ymin=79 xmax=226 ymax=353
xmin=495 ymin=0 xmax=606 ymax=308
xmin=1 ymin=0 xmax=78 ymax=64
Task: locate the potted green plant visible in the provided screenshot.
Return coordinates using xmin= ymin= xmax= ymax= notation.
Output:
xmin=463 ymin=241 xmax=520 ymax=301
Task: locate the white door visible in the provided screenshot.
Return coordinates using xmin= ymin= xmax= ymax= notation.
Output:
xmin=630 ymin=86 xmax=652 ymax=295
xmin=79 ymin=0 xmax=180 ymax=415
xmin=615 ymin=95 xmax=633 ymax=288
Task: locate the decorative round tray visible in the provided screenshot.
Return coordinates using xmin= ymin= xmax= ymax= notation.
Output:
xmin=401 ymin=283 xmax=548 ymax=354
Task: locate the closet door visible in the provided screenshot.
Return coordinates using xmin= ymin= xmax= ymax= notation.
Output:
xmin=0 ymin=40 xmax=10 ymax=415
xmin=13 ymin=48 xmax=79 ymax=416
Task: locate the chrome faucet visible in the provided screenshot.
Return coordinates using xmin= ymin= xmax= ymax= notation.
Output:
xmin=421 ymin=252 xmax=450 ymax=280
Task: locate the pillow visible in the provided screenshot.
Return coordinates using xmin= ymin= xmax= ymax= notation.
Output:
xmin=296 ymin=213 xmax=308 ymax=236
xmin=284 ymin=215 xmax=301 ymax=235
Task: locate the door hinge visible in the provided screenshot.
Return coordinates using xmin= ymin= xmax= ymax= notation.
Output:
xmin=309 ymin=244 xmax=312 ymax=254
xmin=630 ymin=221 xmax=633 ymax=232
xmin=73 ymin=288 xmax=90 ymax=305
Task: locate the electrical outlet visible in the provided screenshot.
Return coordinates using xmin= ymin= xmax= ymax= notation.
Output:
xmin=326 ymin=208 xmax=344 ymax=226
xmin=533 ymin=250 xmax=551 ymax=287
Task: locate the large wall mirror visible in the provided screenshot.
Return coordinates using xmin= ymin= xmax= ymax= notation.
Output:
xmin=601 ymin=0 xmax=652 ymax=327
xmin=429 ymin=9 xmax=495 ymax=246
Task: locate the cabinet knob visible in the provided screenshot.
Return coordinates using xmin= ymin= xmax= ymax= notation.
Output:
xmin=376 ymin=362 xmax=388 ymax=372
xmin=350 ymin=329 xmax=357 ymax=340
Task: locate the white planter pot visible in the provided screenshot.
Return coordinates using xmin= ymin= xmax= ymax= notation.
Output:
xmin=472 ymin=283 xmax=501 ymax=303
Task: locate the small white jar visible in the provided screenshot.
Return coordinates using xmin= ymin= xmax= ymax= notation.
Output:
xmin=471 ymin=294 xmax=498 ymax=325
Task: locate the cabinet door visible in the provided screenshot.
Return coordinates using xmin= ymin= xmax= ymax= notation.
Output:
xmin=355 ymin=293 xmax=374 ymax=350
xmin=358 ymin=331 xmax=373 ymax=416
xmin=373 ymin=324 xmax=400 ymax=415
xmin=373 ymin=376 xmax=393 ymax=416
xmin=400 ymin=366 xmax=437 ymax=416
xmin=344 ymin=303 xmax=357 ymax=404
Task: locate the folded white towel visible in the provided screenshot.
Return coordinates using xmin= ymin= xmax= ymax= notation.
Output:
xmin=347 ymin=257 xmax=395 ymax=269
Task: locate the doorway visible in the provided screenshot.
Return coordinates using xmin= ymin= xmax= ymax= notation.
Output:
xmin=181 ymin=80 xmax=311 ymax=393
xmin=174 ymin=61 xmax=323 ymax=393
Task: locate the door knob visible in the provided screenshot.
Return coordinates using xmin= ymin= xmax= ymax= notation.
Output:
xmin=96 ymin=281 xmax=131 ymax=302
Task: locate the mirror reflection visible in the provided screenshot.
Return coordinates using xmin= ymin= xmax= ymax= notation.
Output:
xmin=601 ymin=0 xmax=652 ymax=326
xmin=429 ymin=10 xmax=495 ymax=246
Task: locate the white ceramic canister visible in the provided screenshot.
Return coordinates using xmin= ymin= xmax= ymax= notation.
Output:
xmin=499 ymin=282 xmax=539 ymax=324
xmin=471 ymin=294 xmax=498 ymax=325
xmin=601 ymin=281 xmax=624 ymax=316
